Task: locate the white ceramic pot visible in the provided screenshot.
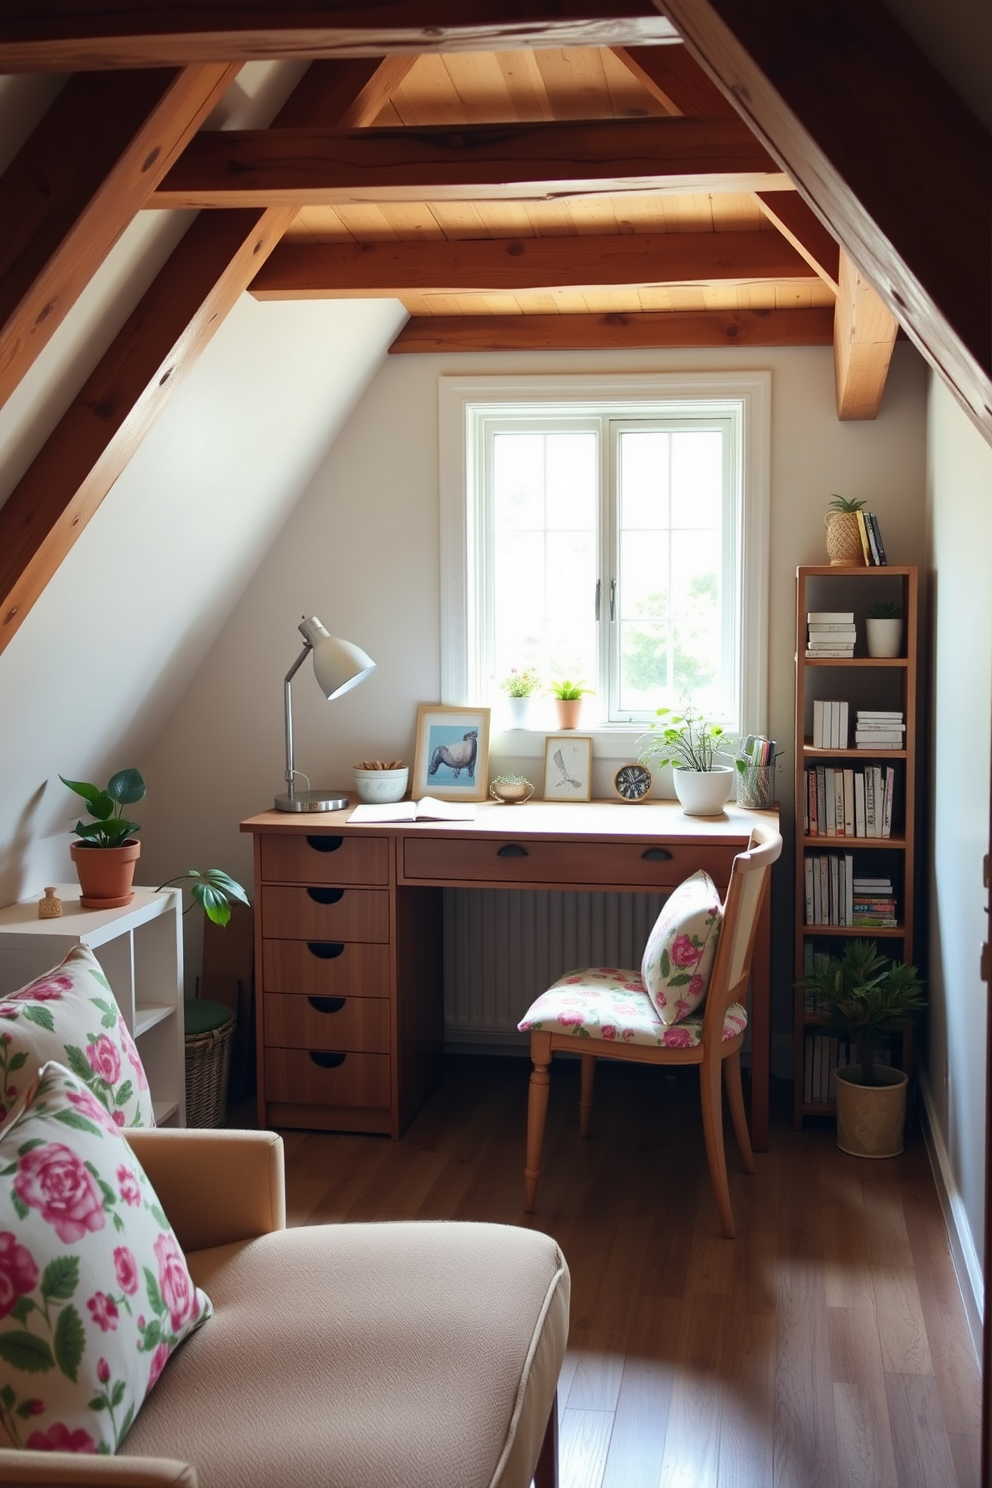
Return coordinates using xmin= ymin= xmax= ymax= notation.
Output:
xmin=671 ymin=766 xmax=733 ymax=816
xmin=835 ymin=1065 xmax=908 ymax=1158
xmin=505 ymin=695 xmax=536 ymax=729
xmin=354 ymin=767 xmax=409 ymax=804
xmin=865 ymin=618 xmax=902 ymax=658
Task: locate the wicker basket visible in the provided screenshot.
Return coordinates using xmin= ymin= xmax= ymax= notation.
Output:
xmin=184 ymin=999 xmax=236 ymax=1128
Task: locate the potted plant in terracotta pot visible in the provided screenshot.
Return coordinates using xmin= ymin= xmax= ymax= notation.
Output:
xmin=638 ymin=705 xmax=735 ymax=815
xmin=865 ymin=600 xmax=903 ymax=658
xmin=798 ymin=939 xmax=925 ymax=1157
xmin=549 ymin=679 xmax=593 ymax=730
xmin=824 ymin=493 xmax=867 ymax=566
xmin=61 ymin=767 xmax=146 ymax=908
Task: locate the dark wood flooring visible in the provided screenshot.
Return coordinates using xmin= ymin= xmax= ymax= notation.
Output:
xmin=263 ymin=1056 xmax=981 ymax=1488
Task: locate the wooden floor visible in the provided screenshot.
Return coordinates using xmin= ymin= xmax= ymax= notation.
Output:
xmin=271 ymin=1056 xmax=981 ymax=1488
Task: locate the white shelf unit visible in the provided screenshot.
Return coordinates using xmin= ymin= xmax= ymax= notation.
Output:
xmin=0 ymin=885 xmax=185 ymax=1126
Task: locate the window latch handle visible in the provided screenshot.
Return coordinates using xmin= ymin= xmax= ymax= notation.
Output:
xmin=594 ymin=579 xmax=601 ymax=621
xmin=609 ymin=578 xmax=616 ymax=622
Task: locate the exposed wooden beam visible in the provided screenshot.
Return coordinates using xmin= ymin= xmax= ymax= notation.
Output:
xmin=151 ymin=116 xmax=788 ymax=207
xmin=833 ymin=248 xmax=899 ymax=420
xmin=251 ymin=229 xmax=815 ymax=298
xmin=0 ymin=58 xmax=409 ymax=656
xmin=0 ymin=63 xmax=237 ymax=413
xmin=754 ymin=193 xmax=838 ymax=294
xmin=0 ymin=4 xmax=679 ymax=70
xmin=389 ymin=305 xmax=833 ymax=352
xmin=659 ymin=0 xmax=992 ymax=442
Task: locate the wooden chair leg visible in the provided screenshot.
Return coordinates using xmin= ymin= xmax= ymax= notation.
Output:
xmin=699 ymin=1051 xmax=735 ymax=1239
xmin=524 ymin=1035 xmax=552 ymax=1212
xmin=723 ymin=1048 xmax=755 ymax=1173
xmin=579 ymin=1054 xmax=596 ymax=1138
xmin=533 ymin=1392 xmax=559 ymax=1488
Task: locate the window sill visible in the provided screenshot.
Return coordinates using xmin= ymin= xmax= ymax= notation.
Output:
xmin=492 ymin=723 xmax=650 ymax=763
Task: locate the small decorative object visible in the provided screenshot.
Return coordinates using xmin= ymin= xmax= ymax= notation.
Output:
xmin=489 ymin=774 xmax=536 ymax=804
xmin=543 ymin=735 xmax=593 ymax=802
xmin=353 ymin=761 xmax=409 ymax=803
xmin=733 ymin=735 xmax=779 ymax=810
xmin=865 ymin=601 xmax=903 ymax=658
xmin=613 ymin=763 xmax=652 ymax=802
xmin=37 ymin=886 xmax=62 ymax=919
xmin=637 ymin=704 xmax=734 ymax=816
xmin=549 ymin=679 xmax=593 ymax=730
xmin=61 ymin=767 xmax=145 ymax=908
xmin=412 ymin=705 xmax=491 ymax=802
xmin=824 ymin=494 xmax=867 ymax=566
xmin=797 ymin=939 xmax=924 ymax=1157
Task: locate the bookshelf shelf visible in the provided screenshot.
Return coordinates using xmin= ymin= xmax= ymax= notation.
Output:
xmin=793 ymin=564 xmax=918 ymax=1126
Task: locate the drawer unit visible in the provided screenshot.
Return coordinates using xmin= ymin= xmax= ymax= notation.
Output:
xmin=262 ymin=939 xmax=390 ymax=999
xmin=260 ymin=833 xmax=388 ymax=886
xmin=264 ymin=1048 xmax=391 ymax=1109
xmin=263 ymin=992 xmax=390 ymax=1053
xmin=401 ymin=836 xmax=734 ymax=890
xmin=260 ymin=885 xmax=389 ymax=943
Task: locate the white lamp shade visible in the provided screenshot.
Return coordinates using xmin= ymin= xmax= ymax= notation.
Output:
xmin=303 ymin=620 xmax=375 ymax=699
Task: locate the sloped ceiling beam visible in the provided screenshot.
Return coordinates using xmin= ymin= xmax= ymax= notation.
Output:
xmin=150 ymin=116 xmax=789 ymax=207
xmin=0 ymin=63 xmax=237 ymax=412
xmin=659 ymin=0 xmax=992 ymax=441
xmin=834 ymin=248 xmax=898 ymax=421
xmin=0 ymin=57 xmax=412 ymax=657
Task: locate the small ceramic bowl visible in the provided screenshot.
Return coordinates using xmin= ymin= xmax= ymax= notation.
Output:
xmin=489 ymin=776 xmax=535 ymax=805
xmin=354 ymin=767 xmax=409 ymax=804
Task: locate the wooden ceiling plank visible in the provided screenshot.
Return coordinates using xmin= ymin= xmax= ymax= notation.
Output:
xmin=0 ymin=62 xmax=238 ymax=412
xmin=250 ymin=229 xmax=814 ymax=297
xmin=389 ymin=304 xmax=833 ymax=351
xmin=754 ymin=192 xmax=839 ymax=294
xmin=0 ymin=5 xmax=679 ymax=70
xmin=659 ymin=0 xmax=992 ymax=440
xmin=833 ymin=248 xmax=899 ymax=421
xmin=150 ymin=116 xmax=789 ymax=206
xmin=612 ymin=42 xmax=734 ymax=115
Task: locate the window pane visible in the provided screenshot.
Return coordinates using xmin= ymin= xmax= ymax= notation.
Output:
xmin=619 ymin=620 xmax=670 ymax=709
xmin=670 ymin=531 xmax=722 ymax=706
xmin=546 ymin=433 xmax=597 ymax=529
xmin=671 ymin=431 xmax=723 ymax=529
xmin=493 ymin=434 xmax=545 ymax=530
xmin=619 ymin=531 xmax=668 ymax=619
xmin=619 ymin=430 xmax=669 ymax=528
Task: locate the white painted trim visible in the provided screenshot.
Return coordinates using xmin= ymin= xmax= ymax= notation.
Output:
xmin=918 ymin=1068 xmax=984 ymax=1361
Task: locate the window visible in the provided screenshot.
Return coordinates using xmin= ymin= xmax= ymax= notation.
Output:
xmin=440 ymin=373 xmax=770 ymax=741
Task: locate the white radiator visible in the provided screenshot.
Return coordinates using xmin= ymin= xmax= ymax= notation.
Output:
xmin=442 ymin=888 xmax=666 ymax=1048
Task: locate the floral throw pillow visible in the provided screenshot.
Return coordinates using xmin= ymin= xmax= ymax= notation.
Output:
xmin=640 ymin=869 xmax=723 ymax=1026
xmin=0 ymin=1061 xmax=211 ymax=1454
xmin=0 ymin=945 xmax=153 ymax=1129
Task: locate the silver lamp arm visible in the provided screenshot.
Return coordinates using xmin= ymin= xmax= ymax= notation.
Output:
xmin=282 ymin=641 xmax=313 ymax=802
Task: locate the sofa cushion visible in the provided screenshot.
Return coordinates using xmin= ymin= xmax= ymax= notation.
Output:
xmin=640 ymin=869 xmax=723 ymax=1025
xmin=122 ymin=1221 xmax=569 ymax=1488
xmin=0 ymin=1062 xmax=211 ymax=1455
xmin=0 ymin=946 xmax=154 ymax=1128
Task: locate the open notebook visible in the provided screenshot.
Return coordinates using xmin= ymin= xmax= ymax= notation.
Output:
xmin=348 ymin=797 xmax=476 ymax=824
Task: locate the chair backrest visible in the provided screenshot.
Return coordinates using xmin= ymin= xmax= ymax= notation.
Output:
xmin=701 ymin=819 xmax=782 ymax=1042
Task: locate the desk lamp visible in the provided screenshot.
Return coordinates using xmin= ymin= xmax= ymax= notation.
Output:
xmin=275 ymin=616 xmax=375 ymax=812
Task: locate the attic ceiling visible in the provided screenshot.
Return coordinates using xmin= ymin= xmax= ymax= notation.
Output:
xmin=0 ymin=2 xmax=989 ymax=660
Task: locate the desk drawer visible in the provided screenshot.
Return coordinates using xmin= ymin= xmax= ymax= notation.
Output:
xmin=401 ymin=836 xmax=733 ymax=889
xmin=264 ymin=1048 xmax=390 ymax=1109
xmin=260 ymin=886 xmax=389 ymax=942
xmin=260 ymin=833 xmax=388 ymax=886
xmin=262 ymin=939 xmax=390 ymax=998
xmin=263 ymin=993 xmax=390 ymax=1053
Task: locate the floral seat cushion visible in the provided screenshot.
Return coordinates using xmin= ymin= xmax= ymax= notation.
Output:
xmin=518 ymin=968 xmax=746 ymax=1049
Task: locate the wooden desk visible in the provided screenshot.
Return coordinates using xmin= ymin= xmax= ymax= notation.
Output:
xmin=241 ymin=801 xmax=777 ymax=1150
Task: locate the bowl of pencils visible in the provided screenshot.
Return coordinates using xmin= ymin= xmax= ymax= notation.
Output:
xmin=354 ymin=759 xmax=408 ymax=804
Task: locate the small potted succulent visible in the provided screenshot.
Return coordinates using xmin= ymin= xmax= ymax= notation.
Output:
xmin=500 ymin=667 xmax=541 ymax=728
xmin=549 ymin=679 xmax=593 ymax=730
xmin=865 ymin=600 xmax=902 ymax=658
xmin=824 ymin=493 xmax=866 ymax=566
xmin=638 ymin=704 xmax=735 ymax=815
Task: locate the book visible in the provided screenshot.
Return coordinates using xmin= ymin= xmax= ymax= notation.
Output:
xmin=806 ymin=648 xmax=855 ymax=658
xmin=868 ymin=512 xmax=888 ymax=565
xmin=807 ymin=612 xmax=854 ymax=623
xmin=838 ymin=700 xmax=849 ymax=747
xmin=808 ymin=623 xmax=858 ymax=634
xmin=854 ymin=772 xmax=866 ymax=837
xmin=855 ymin=509 xmax=873 ymax=565
xmin=812 ymin=698 xmax=824 ymax=748
xmin=804 ymin=856 xmax=815 ymax=923
xmin=863 ymin=510 xmax=881 ymax=564
xmin=833 ymin=769 xmax=845 ymax=836
xmin=857 ymin=710 xmax=903 ymax=721
xmin=882 ymin=766 xmax=895 ymax=837
xmin=843 ymin=769 xmax=855 ymax=836
xmin=823 ymin=767 xmax=836 ymax=835
xmin=348 ymin=797 xmax=476 ymax=823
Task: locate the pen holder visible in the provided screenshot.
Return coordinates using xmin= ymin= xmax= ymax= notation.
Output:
xmin=736 ymin=763 xmax=776 ymax=810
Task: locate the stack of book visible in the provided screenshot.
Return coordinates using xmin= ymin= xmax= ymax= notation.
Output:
xmin=804 ymin=851 xmax=854 ymax=925
xmin=807 ymin=611 xmax=856 ymax=658
xmin=811 ymin=699 xmax=849 ymax=748
xmin=804 ymin=762 xmax=896 ymax=838
xmin=855 ymin=710 xmax=905 ymax=750
xmin=855 ymin=511 xmax=888 ymax=566
xmin=852 ymin=876 xmax=898 ymax=927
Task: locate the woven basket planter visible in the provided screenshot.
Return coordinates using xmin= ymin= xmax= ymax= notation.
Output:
xmin=184 ymin=1000 xmax=236 ymax=1128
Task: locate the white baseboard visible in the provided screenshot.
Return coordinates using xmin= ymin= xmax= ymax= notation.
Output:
xmin=917 ymin=1070 xmax=984 ymax=1361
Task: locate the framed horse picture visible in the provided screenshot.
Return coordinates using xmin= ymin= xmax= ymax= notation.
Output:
xmin=412 ymin=705 xmax=491 ymax=802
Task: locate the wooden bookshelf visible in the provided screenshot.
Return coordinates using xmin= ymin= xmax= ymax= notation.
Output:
xmin=793 ymin=565 xmax=918 ymax=1127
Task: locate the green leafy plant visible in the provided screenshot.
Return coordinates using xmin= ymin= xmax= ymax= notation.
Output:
xmin=157 ymin=868 xmax=250 ymax=927
xmin=797 ymin=939 xmax=925 ymax=1086
xmin=867 ymin=601 xmax=901 ymax=619
xmin=500 ymin=667 xmax=541 ymax=697
xmin=60 ymin=768 xmax=144 ymax=848
xmin=828 ymin=494 xmax=866 ymax=513
xmin=638 ymin=705 xmax=732 ymax=773
xmin=549 ymin=679 xmax=594 ymax=701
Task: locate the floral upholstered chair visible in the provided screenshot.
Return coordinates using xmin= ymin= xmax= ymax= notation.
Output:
xmin=518 ymin=819 xmax=781 ymax=1238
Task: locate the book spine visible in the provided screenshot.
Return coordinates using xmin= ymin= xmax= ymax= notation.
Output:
xmin=805 ymin=856 xmax=815 ymax=923
xmin=813 ymin=698 xmax=824 ymax=748
xmin=869 ymin=511 xmax=887 ymax=565
xmin=882 ymin=766 xmax=895 ymax=838
xmin=843 ymin=768 xmax=855 ymax=835
xmin=833 ymin=769 xmax=845 ymax=836
xmin=864 ymin=510 xmax=881 ymax=564
xmin=824 ymin=767 xmax=836 ymax=835
xmin=816 ymin=767 xmax=826 ymax=834
xmin=855 ymin=509 xmax=874 ymax=565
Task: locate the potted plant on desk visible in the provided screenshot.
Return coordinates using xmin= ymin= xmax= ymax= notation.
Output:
xmin=638 ymin=705 xmax=735 ymax=816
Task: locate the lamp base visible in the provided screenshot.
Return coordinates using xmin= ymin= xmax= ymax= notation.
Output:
xmin=274 ymin=790 xmax=350 ymax=813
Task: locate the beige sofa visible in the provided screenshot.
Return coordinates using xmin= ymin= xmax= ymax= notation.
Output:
xmin=0 ymin=1129 xmax=570 ymax=1488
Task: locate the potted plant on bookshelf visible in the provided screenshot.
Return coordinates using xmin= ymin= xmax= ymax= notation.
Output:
xmin=865 ymin=600 xmax=903 ymax=658
xmin=824 ymin=494 xmax=866 ymax=566
xmin=500 ymin=667 xmax=541 ymax=728
xmin=798 ymin=939 xmax=925 ymax=1157
xmin=549 ymin=679 xmax=593 ymax=730
xmin=638 ymin=704 xmax=735 ymax=816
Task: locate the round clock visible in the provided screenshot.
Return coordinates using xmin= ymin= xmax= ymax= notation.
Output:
xmin=613 ymin=762 xmax=653 ymax=802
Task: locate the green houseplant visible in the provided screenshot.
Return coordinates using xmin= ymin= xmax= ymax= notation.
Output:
xmin=500 ymin=667 xmax=541 ymax=698
xmin=866 ymin=600 xmax=903 ymax=658
xmin=638 ymin=704 xmax=736 ymax=816
xmin=549 ymin=679 xmax=593 ymax=730
xmin=825 ymin=493 xmax=867 ymax=565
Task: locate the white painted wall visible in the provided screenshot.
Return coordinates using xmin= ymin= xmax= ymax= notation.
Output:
xmin=924 ymin=374 xmax=992 ymax=1312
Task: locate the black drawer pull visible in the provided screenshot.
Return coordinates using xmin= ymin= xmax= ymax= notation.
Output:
xmin=497 ymin=844 xmax=529 ymax=858
xmin=641 ymin=847 xmax=673 ymax=861
xmin=306 ymin=942 xmax=345 ymax=960
xmin=308 ymin=996 xmax=346 ymax=1014
xmin=307 ymin=835 xmax=344 ymax=853
xmin=308 ymin=1051 xmax=347 ymax=1070
xmin=306 ymin=887 xmax=344 ymax=905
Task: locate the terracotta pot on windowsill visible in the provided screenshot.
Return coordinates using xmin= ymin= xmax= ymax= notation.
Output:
xmin=554 ymin=699 xmax=583 ymax=730
xmin=70 ymin=839 xmax=140 ymax=909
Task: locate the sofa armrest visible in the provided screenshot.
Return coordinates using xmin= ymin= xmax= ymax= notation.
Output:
xmin=124 ymin=1129 xmax=286 ymax=1252
xmin=0 ymin=1449 xmax=196 ymax=1484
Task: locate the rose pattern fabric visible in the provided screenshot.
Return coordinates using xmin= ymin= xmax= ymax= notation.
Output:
xmin=0 ymin=945 xmax=154 ymax=1127
xmin=518 ymin=968 xmax=746 ymax=1048
xmin=640 ymin=870 xmax=724 ymax=1025
xmin=0 ymin=1061 xmax=211 ymax=1455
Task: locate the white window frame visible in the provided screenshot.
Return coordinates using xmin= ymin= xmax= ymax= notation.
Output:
xmin=439 ymin=372 xmax=771 ymax=754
